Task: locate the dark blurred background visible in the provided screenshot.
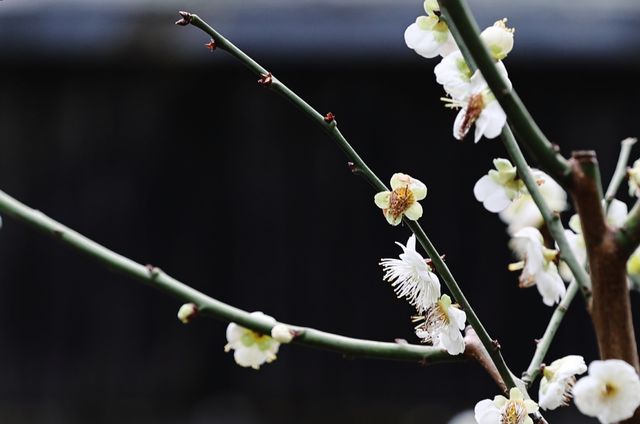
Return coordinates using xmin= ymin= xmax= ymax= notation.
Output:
xmin=0 ymin=0 xmax=639 ymax=423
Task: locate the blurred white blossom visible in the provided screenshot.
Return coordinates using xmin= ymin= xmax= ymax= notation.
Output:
xmin=404 ymin=1 xmax=457 ymax=59
xmin=474 ymin=158 xmax=525 ymax=213
xmin=539 ymin=355 xmax=587 ymax=410
xmin=573 ymin=359 xmax=640 ymax=423
xmin=480 ymin=19 xmax=515 ymax=61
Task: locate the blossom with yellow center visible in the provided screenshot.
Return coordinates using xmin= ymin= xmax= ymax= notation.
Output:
xmin=374 ymin=173 xmax=427 ymax=226
xmin=224 ymin=311 xmax=280 ymax=370
xmin=414 ymin=294 xmax=466 ymax=355
xmin=573 ymin=359 xmax=640 ymax=423
xmin=474 ymin=388 xmax=539 ymax=424
xmin=538 ymin=355 xmax=587 ymax=410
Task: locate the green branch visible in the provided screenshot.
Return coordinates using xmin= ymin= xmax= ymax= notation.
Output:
xmin=180 ymin=11 xmax=517 ymax=389
xmin=605 ymin=137 xmax=637 ymax=207
xmin=501 ymin=127 xmax=591 ymax=294
xmin=522 ymin=280 xmax=579 ymax=386
xmin=438 ymin=0 xmax=571 ymax=183
xmin=617 ymin=198 xmax=640 ymax=257
xmin=0 ymin=189 xmax=461 ymax=364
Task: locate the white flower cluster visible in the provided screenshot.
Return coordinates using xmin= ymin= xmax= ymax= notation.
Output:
xmin=380 ymin=233 xmax=466 ymax=355
xmin=474 ymin=356 xmax=640 ymax=424
xmin=405 ymin=1 xmax=514 ymax=142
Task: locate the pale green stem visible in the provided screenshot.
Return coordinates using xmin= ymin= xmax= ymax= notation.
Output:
xmin=0 ymin=189 xmax=460 ymax=363
xmin=521 ymin=280 xmax=579 ymax=386
xmin=605 ymin=137 xmax=637 ymax=207
xmin=183 ymin=12 xmax=518 ymax=389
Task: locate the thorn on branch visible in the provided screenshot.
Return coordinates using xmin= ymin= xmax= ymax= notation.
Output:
xmin=175 ymin=11 xmax=193 ymax=26
xmin=205 ymin=39 xmax=217 ymax=51
xmin=425 ymin=255 xmax=446 ymax=268
xmin=534 ymin=338 xmax=541 ymax=345
xmin=257 ymin=72 xmax=273 ymax=87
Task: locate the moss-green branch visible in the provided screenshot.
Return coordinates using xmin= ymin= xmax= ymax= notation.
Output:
xmin=0 ymin=189 xmax=462 ymax=364
xmin=182 ymin=11 xmax=518 ymax=390
xmin=605 ymin=138 xmax=636 ymax=207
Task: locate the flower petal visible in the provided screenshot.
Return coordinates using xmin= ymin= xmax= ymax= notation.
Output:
xmin=374 ymin=191 xmax=391 ymax=209
xmin=404 ymin=202 xmax=423 ymax=221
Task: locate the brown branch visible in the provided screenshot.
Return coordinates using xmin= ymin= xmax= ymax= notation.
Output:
xmin=464 ymin=326 xmax=508 ymax=394
xmin=569 ymin=151 xmax=639 ymax=371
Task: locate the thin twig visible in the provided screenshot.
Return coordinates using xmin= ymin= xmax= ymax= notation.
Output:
xmin=183 ymin=11 xmax=518 ymax=390
xmin=605 ymin=137 xmax=637 ymax=207
xmin=0 ymin=189 xmax=462 ymax=364
xmin=522 ymin=280 xmax=578 ymax=386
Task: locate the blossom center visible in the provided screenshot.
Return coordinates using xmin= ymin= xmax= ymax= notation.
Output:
xmin=459 ymin=94 xmax=485 ymax=139
xmin=389 ymin=186 xmax=415 ymax=219
xmin=501 ymin=400 xmax=527 ymax=424
xmin=603 ymin=383 xmax=618 ymax=397
xmin=241 ymin=330 xmax=273 ymax=350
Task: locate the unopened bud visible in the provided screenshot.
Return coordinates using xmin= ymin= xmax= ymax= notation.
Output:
xmin=270 ymin=323 xmax=294 ymax=343
xmin=177 ymin=303 xmax=198 ymax=324
xmin=480 ymin=19 xmax=514 ymax=60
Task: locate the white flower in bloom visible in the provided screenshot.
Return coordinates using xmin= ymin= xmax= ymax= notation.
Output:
xmin=499 ymin=170 xmax=567 ymax=235
xmin=474 ymin=388 xmax=539 ymax=424
xmin=405 ymin=2 xmax=457 ymax=60
xmin=444 ymin=71 xmax=507 ymax=143
xmin=435 ymin=51 xmax=510 ymax=101
xmin=224 ymin=312 xmax=280 ymax=370
xmin=509 ymin=227 xmax=566 ymax=306
xmin=374 ymin=173 xmax=427 ymax=226
xmin=538 ymin=355 xmax=587 ymax=410
xmin=474 ymin=158 xmax=525 ymax=213
xmin=629 ymin=158 xmax=640 ymax=197
xmin=380 ymin=234 xmax=441 ymax=313
xmin=573 ymin=359 xmax=640 ymax=423
xmin=414 ymin=294 xmax=466 ymax=355
xmin=404 ymin=20 xmax=456 ymax=59
xmin=480 ymin=19 xmax=515 ymax=61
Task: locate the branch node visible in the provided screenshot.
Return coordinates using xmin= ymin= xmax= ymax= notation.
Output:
xmin=257 ymin=72 xmax=273 ymax=87
xmin=52 ymin=229 xmax=64 ymax=239
xmin=205 ymin=39 xmax=217 ymax=51
xmin=492 ymin=339 xmax=502 ymax=350
xmin=324 ymin=112 xmax=336 ymax=124
xmin=146 ymin=264 xmax=160 ymax=278
xmin=175 ymin=11 xmax=193 ymax=26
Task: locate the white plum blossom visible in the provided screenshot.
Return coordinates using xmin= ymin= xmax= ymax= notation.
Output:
xmin=224 ymin=312 xmax=280 ymax=370
xmin=474 ymin=387 xmax=539 ymax=424
xmin=435 ymin=51 xmax=510 ymax=101
xmin=499 ymin=170 xmax=567 ymax=235
xmin=509 ymin=227 xmax=566 ymax=306
xmin=474 ymin=158 xmax=525 ymax=213
xmin=480 ymin=19 xmax=515 ymax=61
xmin=443 ymin=71 xmax=507 ymax=143
xmin=414 ymin=294 xmax=466 ymax=355
xmin=538 ymin=355 xmax=587 ymax=410
xmin=404 ymin=1 xmax=457 ymax=59
xmin=380 ymin=234 xmax=441 ymax=313
xmin=573 ymin=359 xmax=640 ymax=424
xmin=628 ymin=158 xmax=640 ymax=197
xmin=374 ymin=173 xmax=427 ymax=225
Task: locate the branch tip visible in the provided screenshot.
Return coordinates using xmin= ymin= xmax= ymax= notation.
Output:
xmin=175 ymin=11 xmax=193 ymax=26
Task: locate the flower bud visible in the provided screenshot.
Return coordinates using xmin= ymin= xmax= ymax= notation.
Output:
xmin=480 ymin=19 xmax=514 ymax=60
xmin=177 ymin=303 xmax=198 ymax=324
xmin=270 ymin=323 xmax=295 ymax=344
xmin=423 ymin=0 xmax=440 ymax=14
